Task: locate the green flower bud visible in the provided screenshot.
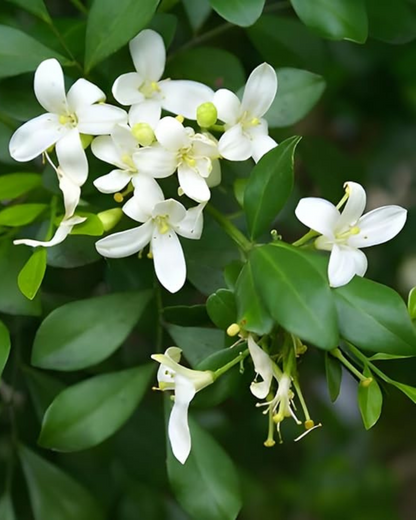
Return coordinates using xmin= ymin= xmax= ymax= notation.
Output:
xmin=131 ymin=123 xmax=155 ymax=146
xmin=97 ymin=208 xmax=123 ymax=232
xmin=197 ymin=102 xmax=217 ymax=128
xmin=80 ymin=133 xmax=94 ymax=149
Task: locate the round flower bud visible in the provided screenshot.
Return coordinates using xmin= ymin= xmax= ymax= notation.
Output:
xmin=97 ymin=208 xmax=123 ymax=232
xmin=197 ymin=102 xmax=218 ymax=128
xmin=131 ymin=123 xmax=155 ymax=147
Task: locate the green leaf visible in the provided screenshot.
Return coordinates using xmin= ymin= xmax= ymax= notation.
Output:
xmin=18 ymin=247 xmax=47 ymax=300
xmin=19 ymin=445 xmax=103 ymax=520
xmin=408 ymin=286 xmax=416 ymax=320
xmin=369 ymin=353 xmax=414 ymax=361
xmin=47 ymin=235 xmax=101 ymax=268
xmin=206 ymin=289 xmax=237 ymax=330
xmin=6 ymin=0 xmax=51 ymax=22
xmin=0 ymin=173 xmax=42 ymax=200
xmin=0 ymin=493 xmax=15 ymax=520
xmin=148 ymin=13 xmax=178 ymax=48
xmin=391 ymin=381 xmax=416 ymax=404
xmin=39 ymin=365 xmax=154 ymax=451
xmin=244 ymin=136 xmax=301 ymax=240
xmin=32 ymin=291 xmax=152 ymax=371
xmin=233 ymin=178 xmax=247 ymax=208
xmin=224 ymin=260 xmax=244 ymax=290
xmin=266 ymin=68 xmax=325 ymax=128
xmin=358 ymin=368 xmax=382 ymax=430
xmin=291 ymin=0 xmax=368 ymax=43
xmin=167 ymin=415 xmax=242 ymax=520
xmin=0 ymin=25 xmax=69 ymax=79
xmin=85 ymin=0 xmax=159 ymax=71
xmin=334 ymin=277 xmax=416 ymax=355
xmin=234 ymin=262 xmax=273 ymax=335
xmin=0 ymin=320 xmax=11 ymax=380
xmin=164 ymin=305 xmax=210 ymax=327
xmin=183 ymin=0 xmax=212 ymax=32
xmin=70 ymin=212 xmax=104 ymax=236
xmin=366 ymin=0 xmax=416 ymax=44
xmin=209 ymin=0 xmax=265 ymax=26
xmin=325 ymin=352 xmax=342 ymax=402
xmin=0 ymin=77 xmax=43 ymax=122
xmin=0 ymin=203 xmax=48 ymax=226
xmin=250 ymin=244 xmax=339 ymax=349
xmin=24 ymin=368 xmax=66 ymax=421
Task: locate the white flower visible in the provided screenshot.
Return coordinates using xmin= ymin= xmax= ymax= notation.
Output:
xmin=247 ymin=334 xmax=274 ymax=399
xmin=112 ymin=29 xmax=213 ymax=120
xmin=9 ymin=59 xmax=127 ymax=185
xmin=295 ymin=181 xmax=408 ymax=288
xmin=151 ymin=347 xmax=214 ymax=464
xmin=95 ymin=175 xmax=205 ymax=293
xmin=134 ymin=116 xmax=221 ymax=203
xmin=14 ymin=215 xmax=86 ymax=249
xmin=213 ymin=63 xmax=278 ymax=162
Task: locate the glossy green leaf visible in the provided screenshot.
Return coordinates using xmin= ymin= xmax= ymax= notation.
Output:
xmin=366 ymin=0 xmax=416 ymax=44
xmin=206 ymin=289 xmax=237 ymax=330
xmin=24 ymin=368 xmax=66 ymax=421
xmin=408 ymin=286 xmax=416 ymax=320
xmin=0 ymin=320 xmax=11 ymax=380
xmin=358 ymin=368 xmax=382 ymax=430
xmin=19 ymin=445 xmax=103 ymax=520
xmin=0 ymin=203 xmax=48 ymax=226
xmin=39 ymin=365 xmax=154 ymax=451
xmin=85 ymin=0 xmax=159 ymax=71
xmin=70 ymin=213 xmax=104 ymax=236
xmin=244 ymin=136 xmax=301 ymax=240
xmin=148 ymin=13 xmax=178 ymax=48
xmin=291 ymin=0 xmax=368 ymax=43
xmin=32 ymin=291 xmax=152 ymax=371
xmin=18 ymin=247 xmax=47 ymax=300
xmin=391 ymin=381 xmax=416 ymax=404
xmin=334 ymin=277 xmax=416 ymax=355
xmin=325 ymin=352 xmax=342 ymax=402
xmin=369 ymin=353 xmax=414 ymax=361
xmin=183 ymin=0 xmax=212 ymax=32
xmin=224 ymin=260 xmax=244 ymax=291
xmin=266 ymin=68 xmax=326 ymax=127
xmin=164 ymin=304 xmax=210 ymax=327
xmin=0 ymin=173 xmax=42 ymax=200
xmin=0 ymin=25 xmax=69 ymax=79
xmin=167 ymin=414 xmax=242 ymax=520
xmin=6 ymin=0 xmax=51 ymax=22
xmin=250 ymin=244 xmax=339 ymax=349
xmin=233 ymin=178 xmax=247 ymax=208
xmin=209 ymin=0 xmax=264 ymax=26
xmin=47 ymin=235 xmax=101 ymax=268
xmin=0 ymin=493 xmax=15 ymax=520
xmin=235 ymin=262 xmax=273 ymax=335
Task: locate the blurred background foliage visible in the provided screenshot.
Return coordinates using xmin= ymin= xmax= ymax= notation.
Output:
xmin=0 ymin=0 xmax=415 ymax=519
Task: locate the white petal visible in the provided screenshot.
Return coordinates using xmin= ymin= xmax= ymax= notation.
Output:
xmin=206 ymin=159 xmax=221 ymax=188
xmin=14 ymin=216 xmax=86 ymax=248
xmin=130 ymin=174 xmax=164 ymax=220
xmin=173 ymin=203 xmax=205 ymax=240
xmin=130 ymin=29 xmax=166 ymax=82
xmin=9 ymin=113 xmax=64 ymax=162
xmin=76 ymin=104 xmax=127 ymax=135
xmin=168 ymin=374 xmax=195 ymax=464
xmin=218 ymin=125 xmax=252 ymax=161
xmin=247 ymin=335 xmax=274 ymax=399
xmin=336 ymin=181 xmax=366 ymax=232
xmin=251 ymin=134 xmax=277 ymax=163
xmin=153 ymin=199 xmax=187 ymax=224
xmin=67 ymin=79 xmax=105 ymax=112
xmin=95 ymin=220 xmax=153 ymax=258
xmin=191 ymin=134 xmax=219 ymax=159
xmin=111 ymin=124 xmax=139 ymax=157
xmin=129 ymin=100 xmax=161 ymax=128
xmin=133 ymin=144 xmax=178 ymax=178
xmin=93 ymin=169 xmax=132 ymax=194
xmin=328 ymin=244 xmax=368 ymax=288
xmin=155 ymin=116 xmax=189 ymax=152
xmin=112 ymin=72 xmax=145 ymax=106
xmin=34 ymin=59 xmax=68 ymax=114
xmin=58 ymin=171 xmax=81 ymax=219
xmin=241 ymin=63 xmax=278 ymax=118
xmin=152 ymin=228 xmax=186 ymax=293
xmin=178 ymin=164 xmax=211 ymax=203
xmin=160 ymin=80 xmax=214 ymax=120
xmin=91 ymin=135 xmax=124 ymax=169
xmin=349 ymin=206 xmax=407 ymax=248
xmin=55 ymin=129 xmax=88 ymax=186
xmin=213 ymin=89 xmax=241 ymax=125
xmin=295 ymin=198 xmax=340 ymax=239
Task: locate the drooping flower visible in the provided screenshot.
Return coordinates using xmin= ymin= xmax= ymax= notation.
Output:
xmin=134 ymin=116 xmax=220 ymax=202
xmin=44 ymin=153 xmax=81 ymax=220
xmin=295 ymin=181 xmax=408 ymax=288
xmin=112 ymin=29 xmax=213 ymax=120
xmin=95 ymin=175 xmax=205 ymax=293
xmin=213 ymin=63 xmax=278 ymax=162
xmin=14 ymin=215 xmax=86 ymax=248
xmin=151 ymin=347 xmax=215 ymax=464
xmin=9 ymin=59 xmax=127 ymax=185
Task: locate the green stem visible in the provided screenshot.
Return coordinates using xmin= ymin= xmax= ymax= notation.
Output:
xmin=214 ymin=348 xmax=249 ymax=379
xmin=292 ymin=377 xmax=311 ymax=422
xmin=330 ymin=347 xmax=368 ymax=383
xmin=344 ymin=342 xmax=393 ymax=385
xmin=292 ymin=229 xmax=319 ymax=247
xmin=206 ymin=204 xmax=252 ymax=254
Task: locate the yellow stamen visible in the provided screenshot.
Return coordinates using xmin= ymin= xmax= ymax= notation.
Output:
xmin=114 ymin=193 xmax=124 ymax=203
xmin=304 ymin=419 xmax=315 ymax=430
xmin=226 ymin=323 xmax=240 ymax=337
xmin=176 ymin=114 xmax=185 ymax=124
xmin=147 ymin=251 xmax=153 ymax=259
xmin=151 ymin=81 xmax=160 ymax=92
xmin=250 ymin=117 xmax=260 ymax=126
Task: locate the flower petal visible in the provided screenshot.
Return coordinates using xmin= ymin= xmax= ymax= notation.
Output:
xmin=160 ymin=80 xmax=214 ymax=120
xmin=111 ymin=124 xmax=139 ymax=157
xmin=241 ymin=63 xmax=277 ymax=118
xmin=112 ymin=72 xmax=145 ymax=106
xmin=14 ymin=216 xmax=86 ymax=248
xmin=152 ymin=228 xmax=186 ymax=293
xmin=247 ymin=335 xmax=274 ymax=399
xmin=212 ymin=89 xmax=240 ymax=125
xmin=349 ymin=206 xmax=407 ymax=248
xmin=91 ymin=135 xmax=124 ymax=169
xmin=173 ymin=203 xmax=205 ymax=240
xmin=34 ymin=58 xmax=68 ymax=114
xmin=218 ymin=125 xmax=252 ymax=161
xmin=67 ymin=79 xmax=105 ymax=112
xmin=295 ymin=198 xmax=340 ymax=239
xmin=168 ymin=374 xmax=195 ymax=464
xmin=129 ymin=100 xmax=162 ymax=128
xmin=178 ymin=164 xmax=211 ymax=203
xmin=133 ymin=144 xmax=178 ymax=178
xmin=129 ymin=174 xmax=164 ymax=220
xmin=55 ymin=128 xmax=88 ymax=186
xmin=155 ymin=116 xmax=189 ymax=151
xmin=95 ymin=220 xmax=153 ymax=258
xmin=153 ymin=198 xmax=187 ymax=224
xmin=335 ymin=181 xmax=366 ymax=232
xmin=93 ymin=169 xmax=132 ymax=194
xmin=328 ymin=244 xmax=368 ymax=288
xmin=58 ymin=171 xmax=81 ymax=219
xmin=206 ymin=159 xmax=221 ymax=188
xmin=130 ymin=29 xmax=166 ymax=82
xmin=9 ymin=113 xmax=64 ymax=162
xmin=76 ymin=104 xmax=127 ymax=135
xmin=251 ymin=134 xmax=277 ymax=163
